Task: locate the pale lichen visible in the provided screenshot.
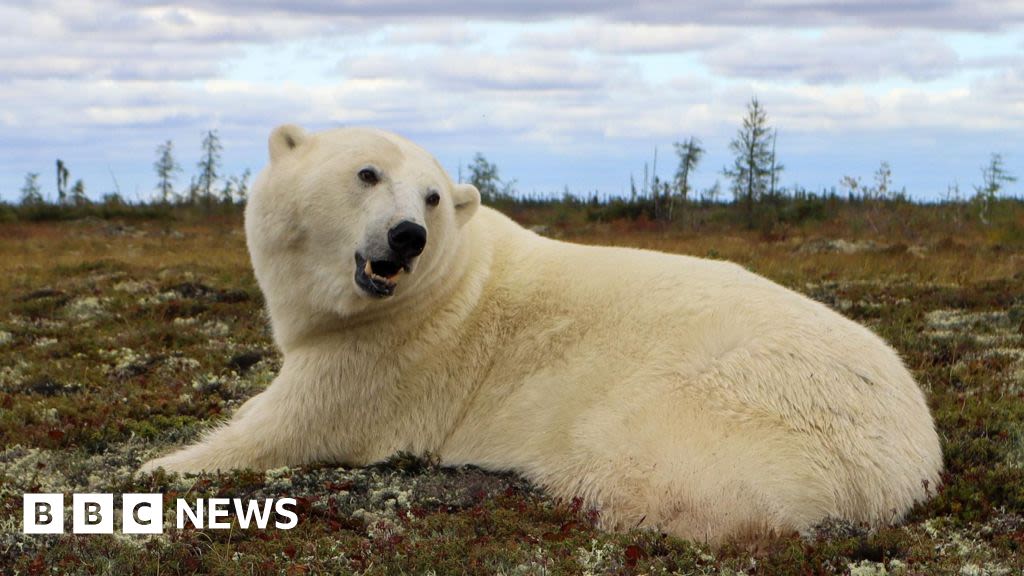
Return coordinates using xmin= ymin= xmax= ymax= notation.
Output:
xmin=63 ymin=296 xmax=109 ymax=321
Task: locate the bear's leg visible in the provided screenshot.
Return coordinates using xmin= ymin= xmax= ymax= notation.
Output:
xmin=558 ymin=379 xmax=830 ymax=546
xmin=564 ymin=454 xmax=791 ymax=547
xmin=139 ymin=385 xmax=322 ymax=474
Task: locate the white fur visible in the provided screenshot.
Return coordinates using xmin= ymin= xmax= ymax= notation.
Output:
xmin=142 ymin=125 xmax=942 ymax=544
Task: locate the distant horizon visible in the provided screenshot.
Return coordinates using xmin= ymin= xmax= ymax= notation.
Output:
xmin=2 ymin=1 xmax=1022 ymax=202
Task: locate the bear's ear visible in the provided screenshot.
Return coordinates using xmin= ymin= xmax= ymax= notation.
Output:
xmin=269 ymin=124 xmax=307 ymax=162
xmin=452 ymin=183 xmax=480 ymax=226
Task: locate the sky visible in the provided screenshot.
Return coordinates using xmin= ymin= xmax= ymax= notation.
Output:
xmin=1 ymin=1 xmax=1023 ymax=203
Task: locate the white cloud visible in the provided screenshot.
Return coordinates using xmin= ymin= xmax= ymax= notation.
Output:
xmin=602 ymin=0 xmax=1024 ymax=31
xmin=136 ymin=0 xmax=1024 ymax=30
xmin=703 ymin=28 xmax=963 ymax=84
xmin=521 ymin=22 xmax=733 ymax=53
xmin=0 ymin=1 xmax=1022 ymax=201
xmin=382 ymin=23 xmax=483 ymax=46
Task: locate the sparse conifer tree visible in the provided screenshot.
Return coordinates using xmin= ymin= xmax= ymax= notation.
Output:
xmin=874 ymin=161 xmax=892 ymax=200
xmin=70 ymin=179 xmax=87 ymax=206
xmin=233 ymin=169 xmax=251 ymax=203
xmin=723 ymin=97 xmax=783 ymax=226
xmin=20 ymin=172 xmax=43 ymax=205
xmin=154 ymin=140 xmax=182 ymax=204
xmin=672 ymin=137 xmax=704 ymax=221
xmin=468 ymin=153 xmax=501 ymax=203
xmin=196 ymin=130 xmax=223 ymax=207
xmin=220 ymin=179 xmax=235 ymax=205
xmin=974 ymin=153 xmax=1016 ymax=224
xmin=56 ymin=159 xmax=69 ymax=205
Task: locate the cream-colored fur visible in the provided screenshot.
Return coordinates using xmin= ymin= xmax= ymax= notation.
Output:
xmin=141 ymin=125 xmax=942 ymax=545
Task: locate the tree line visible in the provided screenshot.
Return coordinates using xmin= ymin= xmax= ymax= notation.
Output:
xmin=18 ymin=130 xmax=250 ymax=209
xmin=9 ymin=99 xmax=1019 ymax=228
xmin=466 ymin=97 xmax=1016 ymax=229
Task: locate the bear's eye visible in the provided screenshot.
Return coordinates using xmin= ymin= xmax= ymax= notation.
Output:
xmin=426 ymin=191 xmax=441 ymax=207
xmin=358 ymin=168 xmax=379 ymax=186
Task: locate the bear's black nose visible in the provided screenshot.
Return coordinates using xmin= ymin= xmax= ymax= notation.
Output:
xmin=388 ymin=221 xmax=427 ymax=260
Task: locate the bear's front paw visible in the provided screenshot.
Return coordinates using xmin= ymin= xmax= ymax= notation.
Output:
xmin=139 ymin=455 xmax=188 ymax=475
xmin=139 ymin=449 xmax=218 ymax=475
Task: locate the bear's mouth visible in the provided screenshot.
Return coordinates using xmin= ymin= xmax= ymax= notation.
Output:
xmin=354 ymin=253 xmax=408 ymax=298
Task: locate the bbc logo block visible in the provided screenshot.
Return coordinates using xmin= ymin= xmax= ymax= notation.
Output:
xmin=23 ymin=493 xmax=297 ymax=533
xmin=24 ymin=493 xmax=163 ymax=534
xmin=23 ymin=494 xmax=64 ymax=534
xmin=123 ymin=493 xmax=165 ymax=534
xmin=73 ymin=493 xmax=115 ymax=534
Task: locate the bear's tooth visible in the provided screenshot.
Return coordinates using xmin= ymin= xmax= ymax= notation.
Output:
xmin=364 ymin=260 xmax=373 ymax=277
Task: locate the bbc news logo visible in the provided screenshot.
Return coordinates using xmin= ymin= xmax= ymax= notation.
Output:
xmin=23 ymin=493 xmax=298 ymax=534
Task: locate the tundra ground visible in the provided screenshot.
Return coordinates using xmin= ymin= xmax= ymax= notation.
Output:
xmin=1 ymin=215 xmax=1022 ymax=575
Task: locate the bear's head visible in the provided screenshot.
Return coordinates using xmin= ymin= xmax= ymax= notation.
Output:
xmin=245 ymin=125 xmax=481 ymax=337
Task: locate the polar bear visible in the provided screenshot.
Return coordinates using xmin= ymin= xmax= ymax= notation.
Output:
xmin=142 ymin=124 xmax=942 ymax=544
